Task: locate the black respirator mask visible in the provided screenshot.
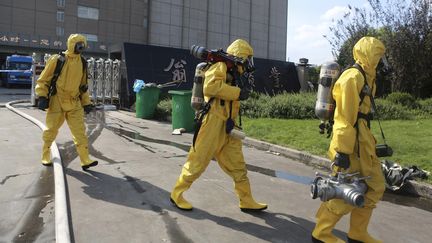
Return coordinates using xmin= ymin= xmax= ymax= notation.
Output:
xmin=74 ymin=42 xmax=86 ymax=54
xmin=244 ymin=56 xmax=255 ymax=73
xmin=379 ymin=55 xmax=392 ymax=75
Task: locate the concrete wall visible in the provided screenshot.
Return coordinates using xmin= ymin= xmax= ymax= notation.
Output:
xmin=148 ymin=0 xmax=287 ymax=61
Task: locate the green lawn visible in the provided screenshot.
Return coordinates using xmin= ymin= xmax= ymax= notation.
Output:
xmin=243 ymin=118 xmax=432 ymax=182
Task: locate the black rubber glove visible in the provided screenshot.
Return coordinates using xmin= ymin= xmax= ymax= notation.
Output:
xmin=83 ymin=105 xmax=94 ymax=114
xmin=238 ymin=88 xmax=251 ymax=101
xmin=334 ymin=152 xmax=350 ymax=169
xmin=38 ymin=97 xmax=49 ymax=111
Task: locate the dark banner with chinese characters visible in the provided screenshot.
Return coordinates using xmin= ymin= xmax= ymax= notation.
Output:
xmin=121 ymin=43 xmax=300 ymax=107
xmin=0 ymin=32 xmax=108 ymax=53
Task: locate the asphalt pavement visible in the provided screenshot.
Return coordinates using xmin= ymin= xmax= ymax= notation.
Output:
xmin=1 ymin=87 xmax=432 ymax=243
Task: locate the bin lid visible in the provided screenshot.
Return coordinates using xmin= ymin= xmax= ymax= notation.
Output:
xmin=168 ymin=90 xmax=192 ymax=95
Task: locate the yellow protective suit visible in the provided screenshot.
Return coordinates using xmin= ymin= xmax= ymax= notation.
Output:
xmin=170 ymin=39 xmax=267 ymax=211
xmin=35 ymin=34 xmax=96 ymax=169
xmin=312 ymin=37 xmax=386 ymax=243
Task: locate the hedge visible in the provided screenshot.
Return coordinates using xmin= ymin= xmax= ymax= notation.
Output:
xmin=154 ymin=92 xmax=432 ymax=121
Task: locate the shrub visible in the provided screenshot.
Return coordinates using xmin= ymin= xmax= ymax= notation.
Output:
xmin=241 ymin=93 xmax=272 ymax=118
xmin=266 ymin=93 xmax=316 ymax=119
xmin=242 ymin=92 xmax=419 ymax=120
xmin=374 ymin=99 xmax=414 ymax=120
xmin=242 ymin=92 xmax=316 ymax=119
xmin=385 ymin=92 xmax=419 ymax=109
xmin=419 ymin=98 xmax=432 ymax=115
xmin=154 ymin=98 xmax=172 ymax=121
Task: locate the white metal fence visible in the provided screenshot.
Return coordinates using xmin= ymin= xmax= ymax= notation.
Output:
xmin=86 ymin=57 xmax=121 ymax=105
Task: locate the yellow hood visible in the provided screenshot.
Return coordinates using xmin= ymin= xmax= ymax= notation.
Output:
xmin=227 ymin=39 xmax=253 ymax=59
xmin=64 ymin=34 xmax=87 ymax=56
xmin=353 ymin=37 xmax=385 ymax=77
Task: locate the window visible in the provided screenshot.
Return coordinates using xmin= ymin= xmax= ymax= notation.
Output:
xmin=57 ymin=0 xmax=65 ymax=8
xmin=7 ymin=62 xmax=32 ymax=70
xmin=81 ymin=33 xmax=98 ymax=42
xmin=57 ymin=11 xmax=64 ymax=22
xmin=77 ymin=6 xmax=99 ymax=20
xmin=56 ymin=26 xmax=64 ymax=36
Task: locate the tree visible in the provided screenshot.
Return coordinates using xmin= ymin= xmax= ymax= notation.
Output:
xmin=327 ymin=0 xmax=432 ymax=97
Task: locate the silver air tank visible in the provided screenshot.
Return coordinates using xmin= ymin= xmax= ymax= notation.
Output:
xmin=315 ymin=61 xmax=340 ymax=122
xmin=191 ymin=62 xmax=209 ymax=111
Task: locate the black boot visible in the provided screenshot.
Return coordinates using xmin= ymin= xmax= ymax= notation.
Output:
xmin=347 ymin=237 xmax=363 ymax=243
xmin=311 ymin=235 xmax=324 ymax=243
xmin=82 ymin=161 xmax=98 ymax=171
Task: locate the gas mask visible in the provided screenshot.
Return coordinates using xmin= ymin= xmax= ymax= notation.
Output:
xmin=244 ymin=56 xmax=255 ymax=73
xmin=74 ymin=41 xmax=86 ymax=54
xmin=379 ymin=55 xmax=392 ymax=75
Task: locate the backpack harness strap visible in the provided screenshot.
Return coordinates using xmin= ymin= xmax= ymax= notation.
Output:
xmin=47 ymin=53 xmax=88 ymax=99
xmin=350 ymin=63 xmax=388 ymax=157
xmin=192 ymin=97 xmax=214 ymax=150
xmin=47 ymin=53 xmax=66 ymax=98
xmin=350 ymin=63 xmax=370 ymax=158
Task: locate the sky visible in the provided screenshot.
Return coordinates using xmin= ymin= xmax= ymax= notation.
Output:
xmin=286 ymin=0 xmax=370 ymax=65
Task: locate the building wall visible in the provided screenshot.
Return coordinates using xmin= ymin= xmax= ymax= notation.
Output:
xmin=148 ymin=0 xmax=287 ymax=61
xmin=0 ymin=0 xmax=287 ymax=60
xmin=0 ymin=0 xmax=149 ymax=53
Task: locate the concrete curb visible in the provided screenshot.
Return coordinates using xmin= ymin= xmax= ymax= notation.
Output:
xmin=243 ymin=136 xmax=432 ymax=200
xmin=244 ymin=137 xmax=331 ymax=169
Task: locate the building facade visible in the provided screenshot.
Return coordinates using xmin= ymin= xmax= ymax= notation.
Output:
xmin=0 ymin=0 xmax=287 ymax=61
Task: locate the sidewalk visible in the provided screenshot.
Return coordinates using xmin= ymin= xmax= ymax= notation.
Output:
xmin=0 ymin=106 xmax=55 ymax=242
xmin=1 ymin=106 xmax=432 ymax=242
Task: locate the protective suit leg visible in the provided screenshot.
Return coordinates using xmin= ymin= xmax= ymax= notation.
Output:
xmin=170 ymin=177 xmax=193 ymax=210
xmin=234 ymin=180 xmax=267 ymax=211
xmin=347 ymin=207 xmax=382 ymax=243
xmin=312 ymin=204 xmax=345 ymax=243
xmin=170 ymin=148 xmax=213 ymax=210
xmin=66 ymin=106 xmax=97 ymax=169
xmin=41 ymin=143 xmax=52 ymax=165
xmin=347 ymin=156 xmax=384 ymax=243
xmin=42 ymin=98 xmax=65 ymax=165
xmin=216 ymin=136 xmax=267 ymax=211
xmin=170 ymin=114 xmax=221 ymax=210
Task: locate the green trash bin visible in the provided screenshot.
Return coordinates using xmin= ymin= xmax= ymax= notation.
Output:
xmin=169 ymin=90 xmax=195 ymax=132
xmin=136 ymin=86 xmax=160 ymax=119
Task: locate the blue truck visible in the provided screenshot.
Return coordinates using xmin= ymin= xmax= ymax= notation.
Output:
xmin=0 ymin=55 xmax=33 ymax=88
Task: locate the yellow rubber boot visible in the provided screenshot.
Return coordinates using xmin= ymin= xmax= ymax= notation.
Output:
xmin=76 ymin=145 xmax=98 ymax=170
xmin=41 ymin=144 xmax=52 ymax=166
xmin=235 ymin=180 xmax=267 ymax=211
xmin=312 ymin=204 xmax=345 ymax=243
xmin=348 ymin=207 xmax=382 ymax=243
xmin=170 ymin=178 xmax=193 ymax=210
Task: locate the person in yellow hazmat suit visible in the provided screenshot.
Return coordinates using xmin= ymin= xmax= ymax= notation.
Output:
xmin=312 ymin=37 xmax=387 ymax=243
xmin=170 ymin=39 xmax=267 ymax=211
xmin=35 ymin=34 xmax=98 ymax=171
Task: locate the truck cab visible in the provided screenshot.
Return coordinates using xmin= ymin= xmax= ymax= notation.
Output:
xmin=0 ymin=55 xmax=33 ymax=88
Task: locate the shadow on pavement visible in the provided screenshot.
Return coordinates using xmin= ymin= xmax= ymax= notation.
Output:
xmin=66 ymin=168 xmax=346 ymax=242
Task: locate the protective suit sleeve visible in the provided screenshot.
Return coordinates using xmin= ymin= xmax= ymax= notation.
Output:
xmin=331 ymin=71 xmax=360 ymax=155
xmin=79 ymin=69 xmax=91 ymax=106
xmin=35 ymin=55 xmax=58 ymax=98
xmin=203 ymin=62 xmax=241 ymax=101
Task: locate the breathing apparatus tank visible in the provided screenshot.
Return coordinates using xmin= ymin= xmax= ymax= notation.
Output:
xmin=191 ymin=62 xmax=210 ymax=111
xmin=315 ymin=61 xmax=341 ymax=135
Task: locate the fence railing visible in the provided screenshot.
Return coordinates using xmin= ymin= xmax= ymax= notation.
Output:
xmin=87 ymin=57 xmax=121 ymax=105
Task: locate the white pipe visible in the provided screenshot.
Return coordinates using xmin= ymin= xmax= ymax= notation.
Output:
xmin=5 ymin=100 xmax=71 ymax=243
